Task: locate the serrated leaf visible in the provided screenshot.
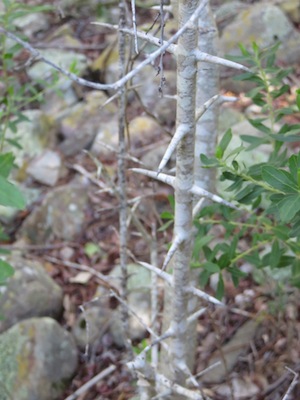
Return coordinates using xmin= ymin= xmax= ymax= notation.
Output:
xmin=262 ymin=166 xmax=298 ymax=193
xmin=0 ymin=176 xmax=25 ymax=209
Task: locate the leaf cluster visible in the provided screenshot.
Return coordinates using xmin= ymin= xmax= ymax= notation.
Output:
xmin=196 ymin=42 xmax=300 ymax=297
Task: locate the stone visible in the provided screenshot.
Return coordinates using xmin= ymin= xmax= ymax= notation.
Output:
xmin=99 ymin=263 xmax=152 ymax=343
xmin=5 ymin=110 xmax=57 ymax=169
xmin=28 ymin=49 xmax=88 ymax=91
xmin=14 ymin=12 xmax=50 ymax=37
xmin=220 ymin=4 xmax=300 ymax=92
xmin=215 ymin=1 xmax=249 ymax=33
xmin=0 ymin=256 xmax=63 ymax=333
xmin=220 ymin=4 xmax=294 ymax=56
xmin=19 ymin=182 xmax=89 ymax=244
xmin=59 ymin=90 xmax=117 ymax=156
xmin=26 ymin=150 xmax=62 ymax=186
xmin=218 ymin=106 xmax=245 ymax=135
xmin=278 ymin=0 xmax=300 ymax=23
xmin=201 ymin=320 xmax=258 ymax=383
xmin=0 ymin=317 xmax=78 ymax=400
xmin=72 ymin=306 xmax=111 ymax=349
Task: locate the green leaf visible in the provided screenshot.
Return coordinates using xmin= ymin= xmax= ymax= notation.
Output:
xmin=0 ymin=260 xmax=14 ymax=283
xmin=193 ymin=235 xmax=214 ymax=259
xmin=203 ymin=262 xmax=220 ymax=273
xmin=269 ymin=240 xmax=280 ymax=268
xmin=270 ymin=84 xmax=290 ymax=99
xmin=296 ymin=89 xmax=300 ymax=111
xmin=0 ymin=176 xmax=25 ymax=209
xmin=216 ymin=129 xmax=232 ymax=159
xmin=160 ymin=211 xmax=174 ymax=220
xmin=216 ymin=274 xmax=224 ymax=300
xmin=277 ymin=194 xmax=300 ymax=223
xmin=0 ymin=153 xmax=15 ymax=178
xmin=158 ymin=220 xmax=173 ymax=232
xmin=84 ymin=242 xmax=101 ymax=258
xmin=262 ymin=166 xmax=298 ymax=193
xmin=200 ymin=154 xmax=219 ymax=167
xmin=248 ymin=119 xmax=271 ymax=135
xmin=288 ymin=154 xmax=300 ymax=182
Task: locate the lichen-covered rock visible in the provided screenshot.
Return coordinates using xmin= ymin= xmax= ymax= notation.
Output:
xmin=5 ymin=110 xmax=57 ymax=169
xmin=19 ymin=182 xmax=89 ymax=244
xmin=220 ymin=4 xmax=300 ymax=92
xmin=59 ymin=91 xmax=117 ymax=156
xmin=221 ymin=4 xmax=294 ymax=56
xmin=0 ymin=318 xmax=78 ymax=400
xmin=0 ymin=256 xmax=63 ymax=333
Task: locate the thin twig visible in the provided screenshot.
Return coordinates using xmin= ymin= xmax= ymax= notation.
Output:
xmin=64 ymin=365 xmax=116 ymax=400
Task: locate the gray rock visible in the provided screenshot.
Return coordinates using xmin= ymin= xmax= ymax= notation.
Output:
xmin=201 ymin=320 xmax=258 ymax=383
xmin=0 ymin=256 xmax=63 ymax=333
xmin=72 ymin=305 xmax=111 ymax=349
xmin=215 ymin=1 xmax=249 ymax=33
xmin=5 ymin=110 xmax=57 ymax=169
xmin=221 ymin=4 xmax=294 ymax=56
xmin=14 ymin=12 xmax=50 ymax=37
xmin=99 ymin=263 xmax=152 ymax=344
xmin=59 ymin=91 xmax=117 ymax=156
xmin=0 ymin=317 xmax=78 ymax=400
xmin=218 ymin=106 xmax=245 ymax=135
xmin=220 ymin=4 xmax=300 ymax=91
xmin=28 ymin=49 xmax=88 ymax=91
xmin=27 ymin=150 xmax=62 ymax=186
xmin=19 ymin=182 xmax=89 ymax=244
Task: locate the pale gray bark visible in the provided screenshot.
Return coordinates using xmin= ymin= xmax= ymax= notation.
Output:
xmin=194 ymin=1 xmax=219 ymax=193
xmin=163 ymin=0 xmax=200 ymax=390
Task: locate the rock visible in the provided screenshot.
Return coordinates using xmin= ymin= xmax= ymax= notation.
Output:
xmin=128 ymin=115 xmax=164 ymax=150
xmin=106 ymin=263 xmax=151 ymax=343
xmin=220 ymin=4 xmax=300 ymax=92
xmin=14 ymin=12 xmax=50 ymax=37
xmin=218 ymin=106 xmax=245 ymax=135
xmin=28 ymin=49 xmax=88 ymax=91
xmin=26 ymin=150 xmax=62 ymax=186
xmin=5 ymin=110 xmax=57 ymax=169
xmin=216 ymin=376 xmax=260 ymax=398
xmin=0 ymin=256 xmax=63 ymax=333
xmin=72 ymin=305 xmax=111 ymax=349
xmin=141 ymin=140 xmax=174 ymax=170
xmin=59 ymin=90 xmax=117 ymax=156
xmin=0 ymin=317 xmax=77 ymax=400
xmin=201 ymin=319 xmax=258 ymax=383
xmin=221 ymin=4 xmax=294 ymax=56
xmin=19 ymin=182 xmax=89 ymax=244
xmin=91 ymin=119 xmax=119 ymax=156
xmin=278 ymin=0 xmax=300 ymax=23
xmin=215 ymin=1 xmax=249 ymax=33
